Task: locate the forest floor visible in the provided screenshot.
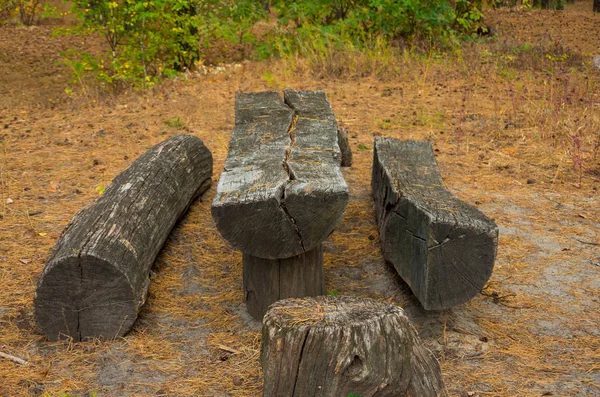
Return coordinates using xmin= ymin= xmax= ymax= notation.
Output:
xmin=1 ymin=2 xmax=599 ymax=397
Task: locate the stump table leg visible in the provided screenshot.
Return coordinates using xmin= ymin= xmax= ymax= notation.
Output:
xmin=243 ymin=245 xmax=324 ymax=320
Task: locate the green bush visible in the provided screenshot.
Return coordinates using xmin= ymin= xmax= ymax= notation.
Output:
xmin=0 ymin=0 xmax=14 ymax=24
xmin=0 ymin=0 xmax=46 ymax=25
xmin=60 ymin=0 xmax=485 ymax=88
xmin=256 ymin=0 xmax=486 ymax=60
xmin=63 ymin=0 xmax=265 ymax=88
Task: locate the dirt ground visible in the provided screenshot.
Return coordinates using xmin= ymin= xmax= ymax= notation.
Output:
xmin=1 ymin=3 xmax=599 ymax=397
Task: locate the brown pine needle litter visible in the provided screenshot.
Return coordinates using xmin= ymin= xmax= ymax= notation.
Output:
xmin=1 ymin=6 xmax=600 ymax=396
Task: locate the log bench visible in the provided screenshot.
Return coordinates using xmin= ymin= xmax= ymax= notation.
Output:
xmin=261 ymin=296 xmax=448 ymax=397
xmin=34 ymin=135 xmax=213 ymax=341
xmin=372 ymin=138 xmax=498 ymax=310
xmin=212 ymin=90 xmax=348 ymax=320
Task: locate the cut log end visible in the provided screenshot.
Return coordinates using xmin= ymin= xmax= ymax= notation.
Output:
xmin=35 ymin=134 xmax=213 ymax=341
xmin=372 ymin=138 xmax=498 ymax=311
xmin=264 ymin=295 xmax=395 ymax=329
xmin=213 ymin=90 xmax=348 ymax=259
xmin=34 ymin=256 xmax=138 ymax=342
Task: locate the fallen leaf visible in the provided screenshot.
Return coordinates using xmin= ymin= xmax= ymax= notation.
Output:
xmin=19 ymin=259 xmax=31 ymax=264
xmin=49 ymin=181 xmax=60 ymax=192
xmin=38 ymin=232 xmax=47 ymax=237
xmin=6 ymin=198 xmax=13 ymax=204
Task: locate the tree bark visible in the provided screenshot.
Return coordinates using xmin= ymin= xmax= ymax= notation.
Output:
xmin=594 ymin=0 xmax=600 ymax=12
xmin=261 ymin=296 xmax=448 ymax=397
xmin=372 ymin=138 xmax=498 ymax=310
xmin=337 ymin=127 xmax=352 ymax=167
xmin=541 ymin=0 xmax=564 ymax=9
xmin=212 ymin=90 xmax=348 ymax=259
xmin=243 ymin=245 xmax=324 ymax=320
xmin=34 ymin=135 xmax=213 ymax=341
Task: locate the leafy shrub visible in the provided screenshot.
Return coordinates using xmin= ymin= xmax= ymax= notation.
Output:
xmin=60 ymin=0 xmax=485 ymax=88
xmin=0 ymin=0 xmax=14 ymax=24
xmin=271 ymin=0 xmax=483 ymax=47
xmin=63 ymin=0 xmax=266 ymax=88
xmin=0 ymin=0 xmax=45 ymax=25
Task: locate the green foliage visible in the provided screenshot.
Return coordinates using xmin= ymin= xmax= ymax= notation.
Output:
xmin=164 ymin=117 xmax=185 ymax=128
xmin=326 ymin=289 xmax=339 ymax=296
xmin=455 ymin=0 xmax=485 ymax=33
xmin=262 ymin=0 xmax=483 ymax=58
xmin=59 ymin=0 xmax=485 ymax=88
xmin=62 ymin=0 xmax=266 ymax=88
xmin=0 ymin=0 xmax=14 ymax=24
xmin=0 ymin=0 xmax=46 ymax=25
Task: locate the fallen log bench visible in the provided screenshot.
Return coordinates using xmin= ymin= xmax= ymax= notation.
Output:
xmin=212 ymin=90 xmax=348 ymax=320
xmin=261 ymin=296 xmax=448 ymax=397
xmin=34 ymin=135 xmax=213 ymax=341
xmin=372 ymin=138 xmax=498 ymax=310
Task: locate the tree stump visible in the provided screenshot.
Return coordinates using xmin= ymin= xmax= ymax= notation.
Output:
xmin=372 ymin=138 xmax=498 ymax=310
xmin=34 ymin=135 xmax=213 ymax=341
xmin=212 ymin=90 xmax=348 ymax=320
xmin=261 ymin=296 xmax=448 ymax=397
xmin=337 ymin=127 xmax=352 ymax=167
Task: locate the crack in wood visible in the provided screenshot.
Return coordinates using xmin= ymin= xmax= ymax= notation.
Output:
xmin=283 ymin=114 xmax=298 ymax=179
xmin=281 ymin=113 xmax=305 ymax=252
xmin=291 ymin=328 xmax=310 ymax=396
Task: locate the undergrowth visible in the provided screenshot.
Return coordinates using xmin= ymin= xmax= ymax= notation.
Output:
xmin=53 ymin=0 xmax=486 ymax=90
xmin=454 ymin=39 xmax=600 ymax=186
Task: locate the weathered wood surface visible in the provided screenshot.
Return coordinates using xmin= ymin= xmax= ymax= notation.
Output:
xmin=243 ymin=245 xmax=324 ymax=321
xmin=34 ymin=135 xmax=213 ymax=341
xmin=372 ymin=138 xmax=498 ymax=310
xmin=337 ymin=127 xmax=352 ymax=167
xmin=261 ymin=296 xmax=447 ymax=397
xmin=212 ymin=90 xmax=348 ymax=259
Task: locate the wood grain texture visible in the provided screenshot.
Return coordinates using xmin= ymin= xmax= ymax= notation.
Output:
xmin=372 ymin=138 xmax=498 ymax=310
xmin=261 ymin=296 xmax=447 ymax=397
xmin=212 ymin=90 xmax=348 ymax=259
xmin=34 ymin=135 xmax=213 ymax=341
xmin=243 ymin=245 xmax=324 ymax=321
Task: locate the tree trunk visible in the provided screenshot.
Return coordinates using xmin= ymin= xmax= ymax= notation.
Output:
xmin=261 ymin=296 xmax=448 ymax=397
xmin=212 ymin=90 xmax=348 ymax=259
xmin=541 ymin=0 xmax=564 ymax=8
xmin=34 ymin=135 xmax=213 ymax=341
xmin=337 ymin=127 xmax=353 ymax=167
xmin=594 ymin=0 xmax=600 ymax=12
xmin=372 ymin=138 xmax=498 ymax=310
xmin=243 ymin=245 xmax=324 ymax=320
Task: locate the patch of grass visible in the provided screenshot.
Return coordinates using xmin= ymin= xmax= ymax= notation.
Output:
xmin=164 ymin=117 xmax=185 ymax=129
